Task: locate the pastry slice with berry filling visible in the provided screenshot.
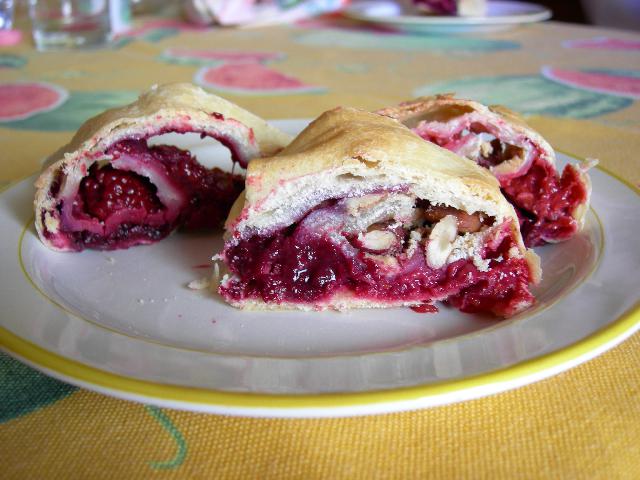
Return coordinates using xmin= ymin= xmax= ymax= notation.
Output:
xmin=218 ymin=108 xmax=540 ymax=317
xmin=412 ymin=0 xmax=486 ymax=16
xmin=34 ymin=83 xmax=291 ymax=251
xmin=377 ymin=95 xmax=595 ymax=247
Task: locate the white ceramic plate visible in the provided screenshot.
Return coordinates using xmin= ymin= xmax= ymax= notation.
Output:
xmin=343 ymin=1 xmax=551 ymax=33
xmin=0 ymin=119 xmax=639 ymax=418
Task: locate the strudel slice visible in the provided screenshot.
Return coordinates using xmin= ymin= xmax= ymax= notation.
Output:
xmin=377 ymin=95 xmax=594 ymax=246
xmin=34 ymin=83 xmax=291 ymax=251
xmin=412 ymin=0 xmax=486 ymax=16
xmin=219 ymin=108 xmax=540 ymax=317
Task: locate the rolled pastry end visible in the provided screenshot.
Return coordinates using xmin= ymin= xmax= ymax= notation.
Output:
xmin=377 ymin=95 xmax=594 ymax=247
xmin=34 ymin=83 xmax=292 ymax=252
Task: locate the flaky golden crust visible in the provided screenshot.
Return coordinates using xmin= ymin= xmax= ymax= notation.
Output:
xmin=376 ymin=94 xmax=555 ymax=164
xmin=376 ymin=94 xmax=593 ymax=228
xmin=51 ymin=83 xmax=291 ymax=163
xmin=230 ymin=107 xmax=516 ymax=235
xmin=34 ymin=83 xmax=292 ymax=251
xmin=223 ymin=107 xmax=539 ymax=311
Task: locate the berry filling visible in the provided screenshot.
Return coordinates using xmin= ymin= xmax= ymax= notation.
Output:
xmin=414 ymin=0 xmax=457 ymax=14
xmin=79 ymin=164 xmax=164 ymax=222
xmin=221 ymin=194 xmax=534 ymax=316
xmin=413 ymin=121 xmax=588 ymax=247
xmin=502 ymin=161 xmax=587 ymax=246
xmin=56 ymin=137 xmax=244 ymax=250
xmin=108 ymin=139 xmax=244 ymax=230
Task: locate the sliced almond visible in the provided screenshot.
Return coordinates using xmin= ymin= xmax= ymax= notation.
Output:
xmin=426 ymin=215 xmax=457 ymax=269
xmin=359 ymin=229 xmax=397 ymax=252
xmin=345 ymin=194 xmax=386 ymax=215
xmin=480 ymin=141 xmax=493 ymax=157
xmin=405 ymin=229 xmax=423 ymax=258
xmin=364 ymin=253 xmax=400 ymax=272
xmin=423 ymin=204 xmax=485 ymax=233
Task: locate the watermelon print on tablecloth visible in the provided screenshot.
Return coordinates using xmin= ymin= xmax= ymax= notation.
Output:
xmin=542 ymin=67 xmax=640 ymax=99
xmin=294 ymin=14 xmax=398 ymax=34
xmin=4 ymin=90 xmax=138 ymax=131
xmin=293 ymin=30 xmax=520 ymax=53
xmin=0 ymin=82 xmax=68 ymax=122
xmin=414 ymin=74 xmax=633 ymax=119
xmin=0 ymin=29 xmax=22 ymax=46
xmin=194 ymin=63 xmax=326 ymax=95
xmin=145 ymin=406 xmax=188 ymax=470
xmin=0 ymin=54 xmax=26 ymax=69
xmin=563 ymin=37 xmax=640 ymax=51
xmin=0 ymin=353 xmax=76 ymax=423
xmin=113 ymin=19 xmax=210 ymax=46
xmin=159 ymin=48 xmax=285 ymax=66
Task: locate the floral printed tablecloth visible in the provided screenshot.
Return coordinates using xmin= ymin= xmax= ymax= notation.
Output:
xmin=1 ymin=12 xmax=640 ymax=479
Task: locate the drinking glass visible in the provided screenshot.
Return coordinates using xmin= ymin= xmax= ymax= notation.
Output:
xmin=29 ymin=0 xmax=111 ymax=50
xmin=0 ymin=0 xmax=14 ymax=30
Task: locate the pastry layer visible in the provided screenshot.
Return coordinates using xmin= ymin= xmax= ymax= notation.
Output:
xmin=377 ymin=95 xmax=593 ymax=247
xmin=35 ymin=83 xmax=292 ymax=251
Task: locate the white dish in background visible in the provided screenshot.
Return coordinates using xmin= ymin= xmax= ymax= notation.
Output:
xmin=0 ymin=119 xmax=638 ymax=418
xmin=343 ymin=1 xmax=552 ymax=33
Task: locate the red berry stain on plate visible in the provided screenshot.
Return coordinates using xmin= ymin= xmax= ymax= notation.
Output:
xmin=192 ymin=264 xmax=211 ymax=269
xmin=410 ymin=304 xmax=439 ymax=314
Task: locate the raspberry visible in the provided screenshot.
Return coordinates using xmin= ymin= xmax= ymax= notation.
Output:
xmin=68 ymin=139 xmax=244 ymax=250
xmin=80 ymin=164 xmax=163 ymax=221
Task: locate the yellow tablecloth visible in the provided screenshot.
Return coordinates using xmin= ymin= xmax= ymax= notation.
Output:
xmin=1 ymin=12 xmax=640 ymax=479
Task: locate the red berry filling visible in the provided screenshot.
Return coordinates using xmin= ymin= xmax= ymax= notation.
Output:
xmin=414 ymin=0 xmax=457 ymax=14
xmin=221 ymin=198 xmax=534 ymax=317
xmin=79 ymin=164 xmax=164 ymax=221
xmin=501 ymin=162 xmax=587 ymax=246
xmin=58 ymin=137 xmax=244 ymax=250
xmin=71 ymin=223 xmax=174 ymax=250
xmin=414 ymin=125 xmax=588 ymax=247
xmin=109 ymin=139 xmax=244 ymax=230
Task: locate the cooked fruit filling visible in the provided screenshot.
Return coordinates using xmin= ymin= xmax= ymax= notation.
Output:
xmin=52 ymin=136 xmax=244 ymax=251
xmin=414 ymin=0 xmax=457 ymax=14
xmin=501 ymin=161 xmax=587 ymax=246
xmin=79 ymin=164 xmax=164 ymax=221
xmin=413 ymin=120 xmax=588 ymax=246
xmin=221 ymin=193 xmax=534 ymax=316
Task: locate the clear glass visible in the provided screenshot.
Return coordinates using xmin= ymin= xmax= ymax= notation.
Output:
xmin=29 ymin=0 xmax=111 ymax=50
xmin=0 ymin=0 xmax=15 ymax=30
